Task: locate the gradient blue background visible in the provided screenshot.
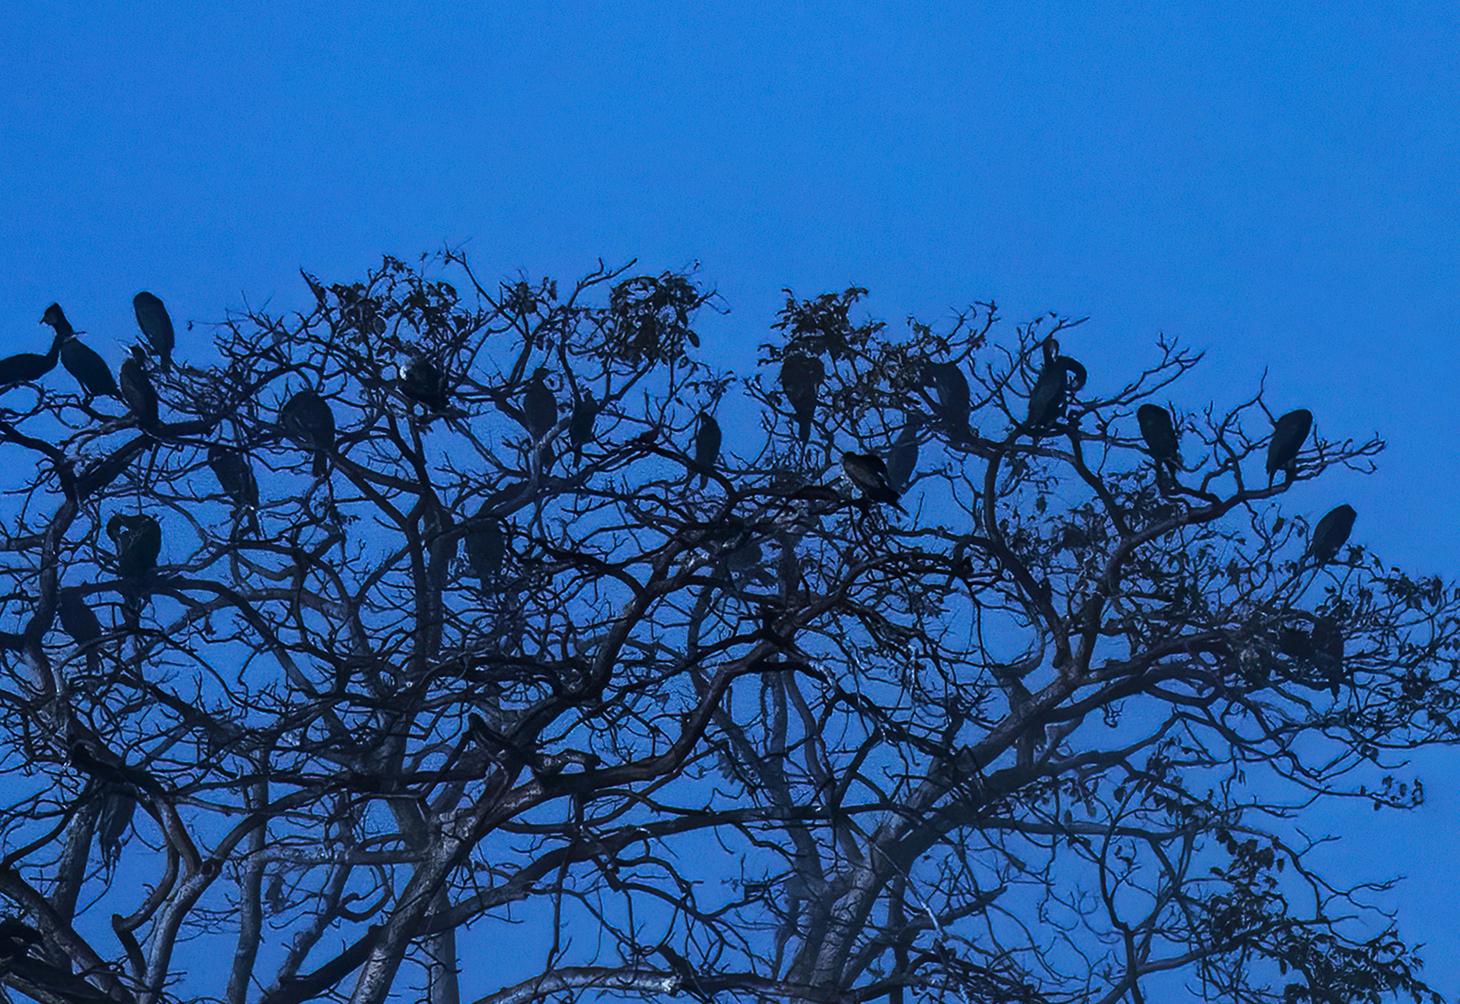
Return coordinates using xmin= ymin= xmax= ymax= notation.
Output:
xmin=2 ymin=4 xmax=1457 ymax=998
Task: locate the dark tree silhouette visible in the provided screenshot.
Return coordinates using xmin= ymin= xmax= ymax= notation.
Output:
xmin=0 ymin=253 xmax=1456 ymax=1004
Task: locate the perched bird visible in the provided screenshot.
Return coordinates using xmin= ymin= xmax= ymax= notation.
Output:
xmin=107 ymin=514 xmax=161 ymax=578
xmin=841 ymin=451 xmax=906 ymax=512
xmin=1026 ymin=337 xmax=1088 ymax=433
xmin=279 ymin=389 xmax=336 ymax=477
xmin=56 ymin=588 xmax=104 ymax=675
xmin=39 ymin=302 xmax=76 ymax=338
xmin=568 ymin=391 xmax=598 ymax=463
xmin=1136 ymin=403 xmax=1180 ymax=477
xmin=692 ymin=412 xmax=721 ymax=486
xmin=207 ymin=444 xmax=260 ymax=530
xmin=523 ymin=367 xmax=557 ymax=440
xmin=58 ymin=332 xmax=119 ymax=401
xmin=397 ymin=355 xmax=450 ymax=413
xmin=780 ymin=353 xmax=825 ymax=444
xmin=96 ymin=783 xmax=136 ymax=869
xmin=1307 ymin=504 xmax=1356 ymax=566
xmin=464 ymin=508 xmax=506 ymax=584
xmin=1265 ymin=409 xmax=1312 ymax=486
xmin=0 ymin=328 xmax=62 ymax=390
xmin=886 ymin=417 xmax=919 ymax=492
xmin=1310 ymin=616 xmax=1345 ymax=696
xmin=132 ymin=291 xmax=175 ymax=371
xmin=926 ymin=361 xmax=970 ymax=436
xmin=118 ymin=347 xmax=159 ymax=428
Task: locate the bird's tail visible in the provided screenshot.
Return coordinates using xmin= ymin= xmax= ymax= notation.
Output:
xmin=312 ymin=451 xmax=328 ymax=478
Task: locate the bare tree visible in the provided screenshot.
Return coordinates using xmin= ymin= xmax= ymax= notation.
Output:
xmin=0 ymin=253 xmax=1455 ymax=1004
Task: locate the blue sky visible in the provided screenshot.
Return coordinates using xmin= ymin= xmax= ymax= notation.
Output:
xmin=3 ymin=3 xmax=1458 ymax=997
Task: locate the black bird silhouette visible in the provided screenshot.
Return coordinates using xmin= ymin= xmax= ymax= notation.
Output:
xmin=96 ymin=783 xmax=136 ymax=869
xmin=1265 ymin=408 xmax=1312 ymax=485
xmin=523 ymin=367 xmax=557 ymax=440
xmin=0 ymin=325 xmax=62 ymax=390
xmin=568 ymin=391 xmax=598 ymax=463
xmin=842 ymin=451 xmax=906 ymax=512
xmin=1136 ymin=403 xmax=1180 ymax=476
xmin=132 ymin=291 xmax=174 ymax=371
xmin=692 ymin=412 xmax=721 ymax=486
xmin=207 ymin=444 xmax=260 ymax=531
xmin=46 ymin=305 xmax=120 ymax=401
xmin=107 ymin=514 xmax=161 ymax=578
xmin=397 ymin=355 xmax=450 ymax=413
xmin=1026 ymin=337 xmax=1087 ymax=434
xmin=886 ymin=417 xmax=919 ymax=492
xmin=1307 ymin=504 xmax=1356 ymax=566
xmin=279 ymin=389 xmax=335 ymax=477
xmin=57 ymin=588 xmax=104 ymax=675
xmin=926 ymin=361 xmax=970 ymax=435
xmin=118 ymin=346 xmax=159 ymax=428
xmin=1311 ymin=616 xmax=1345 ymax=696
xmin=780 ymin=353 xmax=825 ymax=444
xmin=464 ymin=508 xmax=506 ymax=584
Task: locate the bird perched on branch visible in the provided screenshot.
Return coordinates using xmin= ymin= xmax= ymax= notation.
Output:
xmin=1026 ymin=337 xmax=1087 ymax=434
xmin=1136 ymin=403 xmax=1180 ymax=480
xmin=886 ymin=417 xmax=919 ymax=492
xmin=569 ymin=391 xmax=598 ymax=464
xmin=842 ymin=451 xmax=906 ymax=512
xmin=1265 ymin=408 xmax=1312 ymax=486
xmin=56 ymin=588 xmax=104 ymax=675
xmin=96 ymin=782 xmax=136 ymax=870
xmin=48 ymin=304 xmax=119 ymax=402
xmin=396 ymin=355 xmax=451 ymax=413
xmin=926 ymin=361 xmax=970 ymax=437
xmin=118 ymin=346 xmax=159 ymax=429
xmin=0 ymin=326 xmax=62 ymax=390
xmin=780 ymin=353 xmax=824 ymax=444
xmin=279 ymin=389 xmax=336 ymax=477
xmin=1307 ymin=504 xmax=1356 ymax=566
xmin=133 ymin=291 xmax=175 ymax=371
xmin=107 ymin=514 xmax=161 ymax=578
xmin=464 ymin=507 xmax=506 ymax=585
xmin=208 ymin=444 xmax=261 ymax=532
xmin=692 ymin=412 xmax=721 ymax=486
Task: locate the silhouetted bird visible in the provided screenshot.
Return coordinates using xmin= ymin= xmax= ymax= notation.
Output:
xmin=1311 ymin=616 xmax=1345 ymax=696
xmin=926 ymin=361 xmax=970 ymax=436
xmin=886 ymin=417 xmax=919 ymax=492
xmin=1136 ymin=403 xmax=1180 ymax=477
xmin=107 ymin=514 xmax=161 ymax=578
xmin=39 ymin=302 xmax=76 ymax=338
xmin=57 ymin=588 xmax=104 ymax=675
xmin=1265 ymin=408 xmax=1312 ymax=486
xmin=692 ymin=412 xmax=721 ymax=486
xmin=208 ymin=444 xmax=260 ymax=530
xmin=523 ymin=367 xmax=557 ymax=440
xmin=1308 ymin=504 xmax=1356 ymax=566
xmin=1027 ymin=337 xmax=1088 ymax=433
xmin=0 ymin=327 xmax=62 ymax=390
xmin=842 ymin=451 xmax=906 ymax=512
xmin=46 ymin=304 xmax=119 ymax=401
xmin=132 ymin=291 xmax=174 ymax=371
xmin=96 ymin=783 xmax=135 ymax=869
xmin=398 ymin=355 xmax=449 ymax=413
xmin=279 ymin=389 xmax=335 ymax=477
xmin=464 ymin=508 xmax=506 ymax=584
xmin=118 ymin=347 xmax=159 ymax=428
xmin=780 ymin=353 xmax=824 ymax=444
xmin=569 ymin=391 xmax=598 ymax=463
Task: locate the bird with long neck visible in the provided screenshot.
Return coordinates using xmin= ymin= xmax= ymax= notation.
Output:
xmin=0 ymin=315 xmax=64 ymax=390
xmin=46 ymin=304 xmax=120 ymax=401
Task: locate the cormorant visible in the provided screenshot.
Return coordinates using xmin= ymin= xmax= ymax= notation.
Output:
xmin=1136 ymin=403 xmax=1180 ymax=477
xmin=464 ymin=508 xmax=506 ymax=584
xmin=780 ymin=353 xmax=824 ymax=444
xmin=1265 ymin=409 xmax=1312 ymax=485
xmin=692 ymin=412 xmax=721 ymax=486
xmin=0 ymin=328 xmax=62 ymax=390
xmin=51 ymin=310 xmax=119 ymax=401
xmin=886 ymin=417 xmax=919 ymax=492
xmin=118 ymin=347 xmax=159 ymax=428
xmin=132 ymin=291 xmax=174 ymax=371
xmin=398 ymin=355 xmax=449 ymax=413
xmin=841 ymin=451 xmax=906 ymax=512
xmin=97 ymin=783 xmax=135 ymax=869
xmin=279 ymin=389 xmax=336 ymax=477
xmin=1307 ymin=504 xmax=1356 ymax=566
xmin=568 ymin=392 xmax=598 ymax=463
xmin=523 ymin=367 xmax=557 ymax=440
xmin=1026 ymin=337 xmax=1088 ymax=434
xmin=207 ymin=444 xmax=260 ymax=529
xmin=106 ymin=513 xmax=161 ymax=578
xmin=926 ymin=361 xmax=970 ymax=436
xmin=57 ymin=588 xmax=104 ymax=675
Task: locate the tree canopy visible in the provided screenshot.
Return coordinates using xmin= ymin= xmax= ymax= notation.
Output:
xmin=0 ymin=253 xmax=1456 ymax=1004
